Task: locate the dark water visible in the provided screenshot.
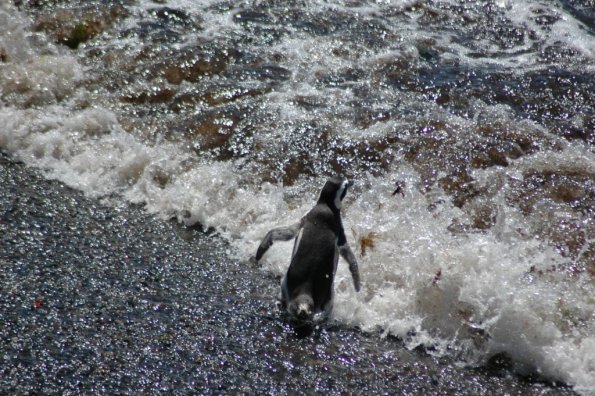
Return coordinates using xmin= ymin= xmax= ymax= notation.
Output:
xmin=0 ymin=153 xmax=577 ymax=394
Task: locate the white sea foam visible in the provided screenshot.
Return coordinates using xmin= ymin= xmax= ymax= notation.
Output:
xmin=1 ymin=1 xmax=594 ymax=393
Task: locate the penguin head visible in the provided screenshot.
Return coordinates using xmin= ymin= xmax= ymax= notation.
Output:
xmin=288 ymin=294 xmax=314 ymax=321
xmin=318 ymin=177 xmax=352 ymax=211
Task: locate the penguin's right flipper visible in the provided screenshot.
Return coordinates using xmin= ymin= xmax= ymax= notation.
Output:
xmin=339 ymin=243 xmax=361 ymax=292
xmin=255 ymin=220 xmax=303 ymax=261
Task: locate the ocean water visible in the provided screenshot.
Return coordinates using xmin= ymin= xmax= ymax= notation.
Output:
xmin=1 ymin=0 xmax=593 ymax=393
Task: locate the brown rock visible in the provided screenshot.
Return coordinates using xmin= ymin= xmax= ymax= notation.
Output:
xmin=33 ymin=4 xmax=128 ymax=49
xmin=121 ymin=87 xmax=176 ymax=105
xmin=184 ymin=107 xmax=244 ymax=156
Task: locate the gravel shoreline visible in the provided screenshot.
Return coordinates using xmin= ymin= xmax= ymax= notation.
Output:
xmin=0 ymin=152 xmax=576 ymax=395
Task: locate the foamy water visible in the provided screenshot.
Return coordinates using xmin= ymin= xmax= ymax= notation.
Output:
xmin=1 ymin=1 xmax=594 ymax=393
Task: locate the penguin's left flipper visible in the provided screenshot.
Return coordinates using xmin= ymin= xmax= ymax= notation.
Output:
xmin=255 ymin=220 xmax=303 ymax=262
xmin=339 ymin=243 xmax=361 ymax=292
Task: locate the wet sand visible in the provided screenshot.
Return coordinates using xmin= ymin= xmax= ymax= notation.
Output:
xmin=0 ymin=152 xmax=576 ymax=395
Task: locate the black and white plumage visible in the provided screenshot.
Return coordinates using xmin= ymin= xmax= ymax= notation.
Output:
xmin=255 ymin=177 xmax=360 ymax=322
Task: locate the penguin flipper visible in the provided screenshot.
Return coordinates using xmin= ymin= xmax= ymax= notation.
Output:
xmin=255 ymin=220 xmax=303 ymax=261
xmin=339 ymin=243 xmax=361 ymax=292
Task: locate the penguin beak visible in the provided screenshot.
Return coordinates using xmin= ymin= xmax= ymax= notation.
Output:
xmin=346 ymin=180 xmax=354 ymax=189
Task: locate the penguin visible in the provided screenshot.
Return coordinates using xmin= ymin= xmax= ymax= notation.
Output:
xmin=255 ymin=177 xmax=360 ymax=322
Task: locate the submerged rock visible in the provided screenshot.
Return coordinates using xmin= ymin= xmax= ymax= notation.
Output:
xmin=156 ymin=47 xmax=240 ymax=84
xmin=32 ymin=4 xmax=128 ymax=49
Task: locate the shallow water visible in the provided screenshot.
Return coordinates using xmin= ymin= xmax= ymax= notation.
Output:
xmin=1 ymin=0 xmax=594 ymax=393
